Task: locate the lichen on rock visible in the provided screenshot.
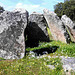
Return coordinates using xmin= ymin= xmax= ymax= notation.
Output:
xmin=0 ymin=8 xmax=28 ymax=59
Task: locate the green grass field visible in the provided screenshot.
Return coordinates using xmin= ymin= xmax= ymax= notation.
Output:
xmin=0 ymin=41 xmax=75 ymax=75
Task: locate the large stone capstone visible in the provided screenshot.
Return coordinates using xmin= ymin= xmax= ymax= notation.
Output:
xmin=43 ymin=9 xmax=71 ymax=43
xmin=0 ymin=9 xmax=28 ymax=59
xmin=25 ymin=12 xmax=49 ymax=47
xmin=61 ymin=15 xmax=75 ymax=42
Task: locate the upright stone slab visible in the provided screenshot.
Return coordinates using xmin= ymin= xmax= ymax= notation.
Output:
xmin=25 ymin=12 xmax=49 ymax=47
xmin=0 ymin=9 xmax=28 ymax=59
xmin=61 ymin=15 xmax=75 ymax=42
xmin=61 ymin=15 xmax=75 ymax=29
xmin=43 ymin=9 xmax=71 ymax=43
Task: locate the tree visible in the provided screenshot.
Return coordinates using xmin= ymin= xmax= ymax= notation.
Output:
xmin=54 ymin=3 xmax=63 ymax=18
xmin=0 ymin=6 xmax=5 ymax=14
xmin=54 ymin=0 xmax=75 ymax=21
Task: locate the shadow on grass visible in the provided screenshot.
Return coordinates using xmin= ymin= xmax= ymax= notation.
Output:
xmin=71 ymin=41 xmax=75 ymax=43
xmin=25 ymin=46 xmax=59 ymax=56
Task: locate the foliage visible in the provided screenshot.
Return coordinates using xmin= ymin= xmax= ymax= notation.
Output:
xmin=0 ymin=57 xmax=5 ymax=60
xmin=47 ymin=27 xmax=53 ymax=40
xmin=26 ymin=41 xmax=52 ymax=51
xmin=0 ymin=56 xmax=64 ymax=75
xmin=46 ymin=23 xmax=53 ymax=40
xmin=0 ymin=6 xmax=4 ymax=14
xmin=54 ymin=0 xmax=75 ymax=21
xmin=54 ymin=2 xmax=63 ymax=18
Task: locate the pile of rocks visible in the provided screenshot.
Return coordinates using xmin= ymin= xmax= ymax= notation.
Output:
xmin=0 ymin=8 xmax=75 ymax=59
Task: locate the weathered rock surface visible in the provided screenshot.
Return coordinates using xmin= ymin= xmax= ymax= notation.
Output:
xmin=61 ymin=15 xmax=75 ymax=29
xmin=60 ymin=56 xmax=75 ymax=72
xmin=0 ymin=9 xmax=28 ymax=59
xmin=43 ymin=9 xmax=71 ymax=43
xmin=25 ymin=12 xmax=49 ymax=47
xmin=61 ymin=15 xmax=75 ymax=42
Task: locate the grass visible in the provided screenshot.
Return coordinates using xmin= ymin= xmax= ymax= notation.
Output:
xmin=47 ymin=27 xmax=53 ymax=40
xmin=0 ymin=56 xmax=65 ymax=75
xmin=0 ymin=41 xmax=75 ymax=75
xmin=26 ymin=40 xmax=75 ymax=57
xmin=0 ymin=57 xmax=5 ymax=60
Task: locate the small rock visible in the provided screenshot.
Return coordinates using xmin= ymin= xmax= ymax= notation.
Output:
xmin=48 ymin=56 xmax=51 ymax=59
xmin=47 ymin=65 xmax=55 ymax=69
xmin=42 ymin=51 xmax=48 ymax=55
xmin=60 ymin=56 xmax=75 ymax=72
xmin=63 ymin=65 xmax=72 ymax=72
xmin=28 ymin=51 xmax=36 ymax=58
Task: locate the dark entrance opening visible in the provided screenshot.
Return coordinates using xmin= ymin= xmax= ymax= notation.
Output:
xmin=24 ymin=21 xmax=50 ymax=48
